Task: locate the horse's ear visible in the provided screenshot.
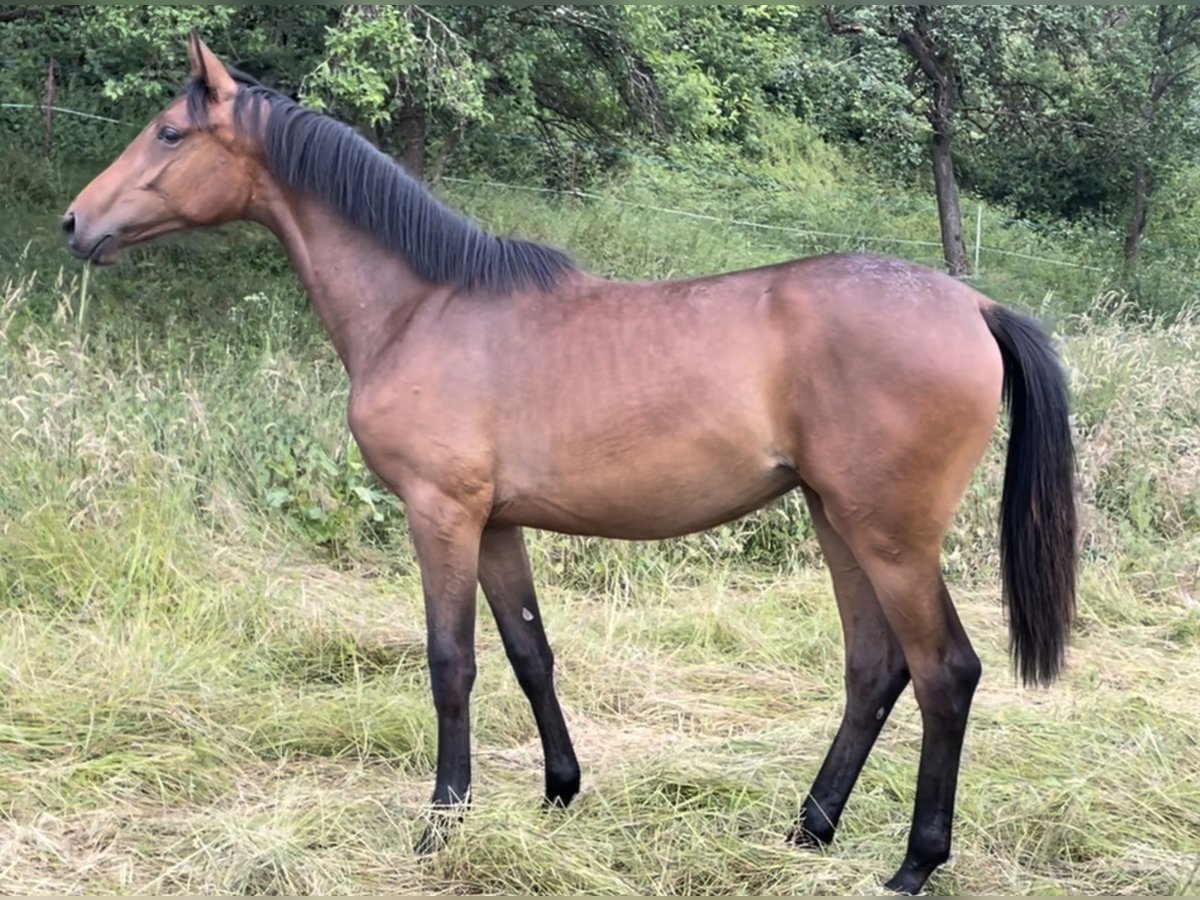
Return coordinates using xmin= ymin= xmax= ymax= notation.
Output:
xmin=187 ymin=31 xmax=236 ymax=103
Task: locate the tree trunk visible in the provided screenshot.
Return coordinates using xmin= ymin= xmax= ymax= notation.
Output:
xmin=896 ymin=24 xmax=968 ymax=277
xmin=930 ymin=120 xmax=967 ymax=277
xmin=398 ymin=93 xmax=426 ymax=181
xmin=1123 ymin=158 xmax=1150 ymax=274
xmin=1124 ymin=66 xmax=1162 ymax=276
xmin=428 ymin=125 xmax=463 ymax=186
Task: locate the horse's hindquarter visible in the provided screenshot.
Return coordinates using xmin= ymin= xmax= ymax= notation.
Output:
xmin=779 ymin=255 xmax=1005 ymax=539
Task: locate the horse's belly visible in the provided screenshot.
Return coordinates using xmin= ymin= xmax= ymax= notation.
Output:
xmin=489 ymin=333 xmax=796 ymax=539
xmin=490 ymin=453 xmax=800 ymax=540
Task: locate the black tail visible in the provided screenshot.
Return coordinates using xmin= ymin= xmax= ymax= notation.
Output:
xmin=982 ymin=304 xmax=1078 ymax=687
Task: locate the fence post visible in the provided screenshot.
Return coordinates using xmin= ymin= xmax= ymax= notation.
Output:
xmin=974 ymin=204 xmax=983 ymax=276
xmin=569 ymin=143 xmax=579 ymax=200
xmin=42 ymin=57 xmax=56 ymax=160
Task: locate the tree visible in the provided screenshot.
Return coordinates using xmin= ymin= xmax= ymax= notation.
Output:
xmin=819 ymin=6 xmax=1094 ymax=276
xmin=302 ymin=5 xmax=485 ymax=181
xmin=1099 ymin=7 xmax=1200 ymax=272
xmin=892 ymin=10 xmax=969 ymax=276
xmin=951 ymin=7 xmax=1114 ymax=223
xmin=5 ymin=6 xmax=336 ymax=131
xmin=631 ymin=5 xmax=803 ymax=152
xmin=915 ymin=6 xmax=1200 ymax=275
xmin=300 ymin=5 xmax=676 ymax=185
xmin=822 ymin=6 xmax=988 ymax=275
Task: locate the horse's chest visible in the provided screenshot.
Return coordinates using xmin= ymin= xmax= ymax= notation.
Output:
xmin=346 ymin=389 xmax=493 ymax=497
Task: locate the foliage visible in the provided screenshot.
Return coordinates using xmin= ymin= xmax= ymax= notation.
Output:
xmin=302 ymin=4 xmax=486 ymax=177
xmin=633 ymin=5 xmax=802 ymax=150
xmin=4 ymin=4 xmax=1200 ymax=283
xmin=255 ymin=417 xmax=404 ymax=553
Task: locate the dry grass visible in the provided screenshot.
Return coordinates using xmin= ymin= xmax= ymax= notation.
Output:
xmin=2 ymin=271 xmax=1199 ymax=895
xmin=0 ymin=557 xmax=1195 ymax=896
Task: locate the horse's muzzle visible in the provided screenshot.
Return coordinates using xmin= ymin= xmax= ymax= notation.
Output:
xmin=61 ymin=212 xmax=117 ymax=264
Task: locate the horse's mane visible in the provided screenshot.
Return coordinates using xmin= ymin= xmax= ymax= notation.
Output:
xmin=185 ymin=72 xmax=576 ymax=295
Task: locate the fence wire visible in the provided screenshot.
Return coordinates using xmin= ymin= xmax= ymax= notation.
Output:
xmin=440 ymin=176 xmax=1108 ymax=274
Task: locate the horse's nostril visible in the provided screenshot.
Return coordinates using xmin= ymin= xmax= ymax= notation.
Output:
xmin=61 ymin=212 xmax=76 ymax=236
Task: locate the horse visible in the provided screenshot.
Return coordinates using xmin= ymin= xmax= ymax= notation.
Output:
xmin=62 ymin=35 xmax=1077 ymax=895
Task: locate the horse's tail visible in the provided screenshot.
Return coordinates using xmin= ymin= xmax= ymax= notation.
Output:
xmin=981 ymin=304 xmax=1077 ymax=687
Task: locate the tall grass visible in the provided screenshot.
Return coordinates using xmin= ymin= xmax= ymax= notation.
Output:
xmin=1 ymin=138 xmax=1199 ymax=894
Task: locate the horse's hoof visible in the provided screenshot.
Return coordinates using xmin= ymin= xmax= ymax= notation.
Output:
xmin=881 ymin=866 xmax=928 ymax=896
xmin=542 ymin=792 xmax=574 ymax=811
xmin=413 ymin=825 xmax=446 ymax=857
xmin=543 ymin=769 xmax=581 ymax=810
xmin=413 ymin=808 xmax=464 ymax=857
xmin=786 ymin=824 xmax=834 ymax=849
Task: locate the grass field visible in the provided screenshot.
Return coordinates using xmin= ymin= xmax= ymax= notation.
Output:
xmin=2 ymin=144 xmax=1200 ymax=894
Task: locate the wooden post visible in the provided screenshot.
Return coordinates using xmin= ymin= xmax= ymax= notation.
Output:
xmin=974 ymin=204 xmax=983 ymax=276
xmin=569 ymin=143 xmax=578 ymax=199
xmin=43 ymin=57 xmax=56 ymax=160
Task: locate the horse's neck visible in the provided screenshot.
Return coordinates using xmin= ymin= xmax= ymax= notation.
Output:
xmin=252 ymin=188 xmax=430 ymax=378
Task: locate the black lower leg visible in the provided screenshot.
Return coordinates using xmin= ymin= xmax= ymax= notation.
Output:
xmin=792 ymin=656 xmax=909 ymax=846
xmin=502 ymin=624 xmax=580 ymax=807
xmin=403 ymin=495 xmax=485 ymax=857
xmin=428 ymin=644 xmax=476 ymax=806
xmin=414 ymin=639 xmax=477 ymax=855
xmin=793 ymin=484 xmax=910 ymax=848
xmin=479 ymin=527 xmax=580 ymax=808
xmin=883 ymin=644 xmax=981 ymax=895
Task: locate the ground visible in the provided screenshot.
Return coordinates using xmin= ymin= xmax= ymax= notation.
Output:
xmin=1 ymin=541 xmax=1196 ymax=894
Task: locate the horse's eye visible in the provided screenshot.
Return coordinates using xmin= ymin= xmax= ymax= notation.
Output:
xmin=157 ymin=125 xmax=184 ymax=146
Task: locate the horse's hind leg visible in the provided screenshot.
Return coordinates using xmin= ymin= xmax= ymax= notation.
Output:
xmin=833 ymin=501 xmax=982 ymax=895
xmin=478 ymin=526 xmax=581 ymax=807
xmin=790 ymin=484 xmax=910 ymax=848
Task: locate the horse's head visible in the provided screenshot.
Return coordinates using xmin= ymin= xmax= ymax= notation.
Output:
xmin=63 ymin=34 xmax=259 ymax=264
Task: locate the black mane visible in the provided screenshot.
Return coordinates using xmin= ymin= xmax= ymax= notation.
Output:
xmin=185 ymin=75 xmax=576 ymax=294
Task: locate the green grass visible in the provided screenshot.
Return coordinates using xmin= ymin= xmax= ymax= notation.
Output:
xmin=2 ymin=137 xmax=1200 ymax=894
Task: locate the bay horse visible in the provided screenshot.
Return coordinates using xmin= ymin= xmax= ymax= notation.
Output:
xmin=63 ymin=36 xmax=1077 ymax=895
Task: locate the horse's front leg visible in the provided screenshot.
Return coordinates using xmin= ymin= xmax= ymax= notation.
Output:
xmin=478 ymin=526 xmax=580 ymax=808
xmin=406 ymin=486 xmax=488 ymax=855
